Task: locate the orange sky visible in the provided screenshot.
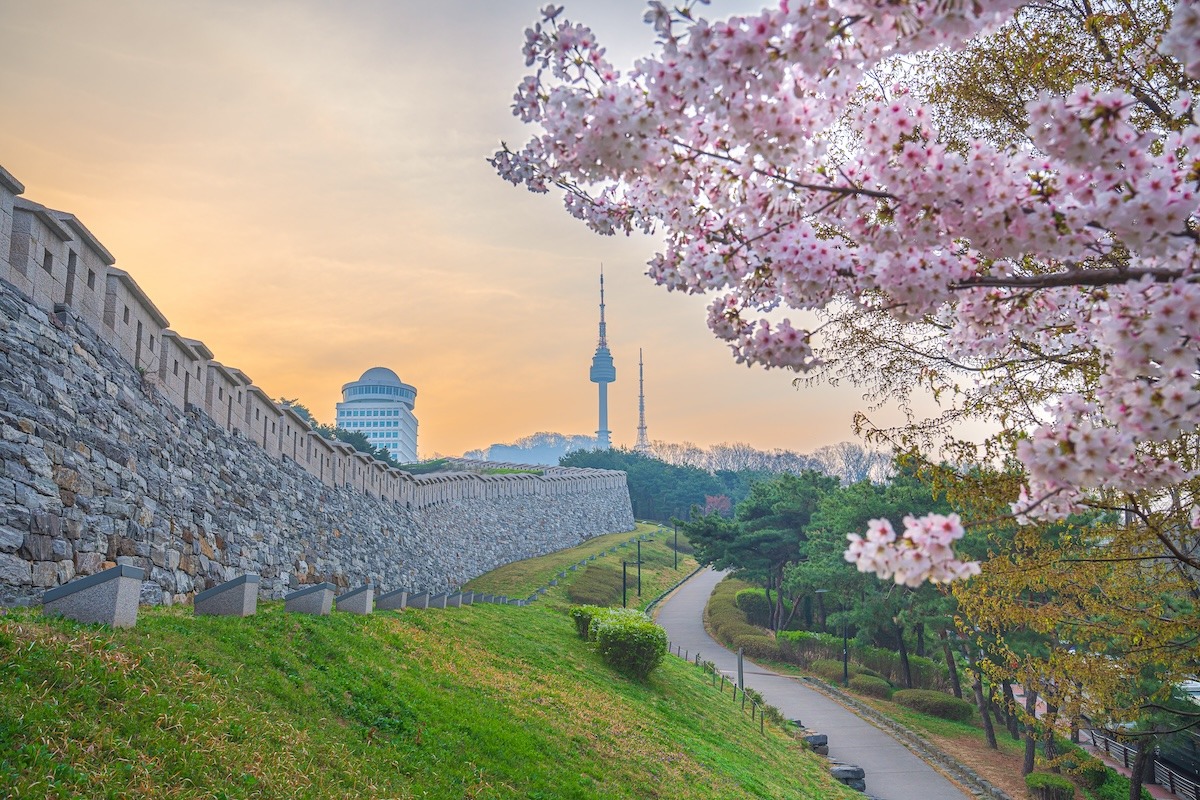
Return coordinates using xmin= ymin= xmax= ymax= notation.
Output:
xmin=0 ymin=0 xmax=935 ymax=458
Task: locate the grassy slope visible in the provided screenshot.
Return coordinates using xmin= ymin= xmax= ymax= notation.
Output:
xmin=0 ymin=525 xmax=858 ymax=800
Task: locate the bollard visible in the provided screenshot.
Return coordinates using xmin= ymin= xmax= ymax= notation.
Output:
xmin=742 ymin=693 xmax=747 ymax=711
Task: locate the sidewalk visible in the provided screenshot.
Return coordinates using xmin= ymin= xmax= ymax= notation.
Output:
xmin=654 ymin=567 xmax=969 ymax=800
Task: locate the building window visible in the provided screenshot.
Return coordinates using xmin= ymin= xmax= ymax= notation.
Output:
xmin=218 ymin=387 xmax=224 ymax=400
xmin=87 ymin=269 xmax=96 ymax=289
xmin=42 ymin=249 xmax=53 ymax=274
xmin=148 ymin=335 xmax=155 ymax=352
xmin=255 ymin=409 xmax=260 ymax=420
xmin=172 ymin=360 xmax=179 ymax=376
xmin=123 ymin=306 xmax=130 ymax=324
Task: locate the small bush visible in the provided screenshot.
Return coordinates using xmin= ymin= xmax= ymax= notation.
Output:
xmin=856 ymin=666 xmax=885 ymax=680
xmin=568 ymin=605 xmax=605 ymax=640
xmin=713 ymin=620 xmax=762 ymax=644
xmin=735 ymin=589 xmax=772 ymax=628
xmin=1026 ymin=771 xmax=1074 ymax=800
xmin=590 ymin=608 xmax=668 ymax=681
xmin=1088 ymin=772 xmax=1152 ymax=800
xmin=1056 ymin=741 xmax=1107 ymax=789
xmin=849 ymin=674 xmax=893 ymax=699
xmin=810 ymin=659 xmax=852 ymax=682
xmin=731 ymin=634 xmax=780 ymax=661
xmin=892 ymin=689 xmax=976 ymax=722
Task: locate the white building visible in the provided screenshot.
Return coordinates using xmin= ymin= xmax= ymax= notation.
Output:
xmin=335 ymin=367 xmax=418 ymax=462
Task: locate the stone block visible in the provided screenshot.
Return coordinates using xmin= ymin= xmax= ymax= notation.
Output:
xmin=461 ymin=591 xmax=474 ymax=605
xmin=194 ymin=574 xmax=259 ymax=617
xmin=549 ymin=579 xmax=557 ymax=586
xmin=21 ymin=533 xmax=54 ymax=561
xmin=376 ymin=587 xmax=407 ymax=611
xmin=0 ymin=552 xmax=32 ymax=585
xmin=428 ymin=593 xmax=448 ymax=609
xmin=74 ymin=550 xmax=104 ymax=575
xmin=284 ymin=582 xmax=334 ymax=616
xmin=0 ymin=525 xmax=23 ymax=552
xmin=407 ymin=592 xmax=430 ymax=609
xmin=335 ymin=584 xmax=373 ymax=615
xmin=31 ymin=561 xmax=57 ymax=587
xmin=804 ymin=734 xmax=827 ymax=747
xmin=445 ymin=593 xmax=462 ymax=607
xmin=830 ymin=765 xmax=866 ymax=784
xmin=42 ymin=564 xmax=143 ymax=628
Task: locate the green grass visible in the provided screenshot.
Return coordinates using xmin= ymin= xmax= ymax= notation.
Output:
xmin=0 ymin=530 xmax=857 ymax=800
xmin=465 ymin=522 xmax=693 ymax=610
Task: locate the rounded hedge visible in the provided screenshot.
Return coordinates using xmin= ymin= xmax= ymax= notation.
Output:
xmin=891 ymin=689 xmax=976 ymax=722
xmin=568 ymin=605 xmax=605 ymax=640
xmin=734 ymin=589 xmax=772 ymax=628
xmin=731 ymin=634 xmax=780 ymax=661
xmin=848 ymin=674 xmax=893 ymax=699
xmin=590 ymin=608 xmax=668 ymax=681
xmin=810 ymin=659 xmax=852 ymax=682
xmin=1025 ymin=771 xmax=1075 ymax=800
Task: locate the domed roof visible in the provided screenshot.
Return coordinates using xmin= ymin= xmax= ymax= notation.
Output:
xmin=358 ymin=366 xmax=402 ymax=384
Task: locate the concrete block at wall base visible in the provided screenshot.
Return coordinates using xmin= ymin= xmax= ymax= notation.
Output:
xmin=194 ymin=574 xmax=259 ymax=617
xmin=569 ymin=565 xmax=577 ymax=571
xmin=445 ymin=593 xmax=462 ymax=608
xmin=284 ymin=582 xmax=335 ymax=615
xmin=376 ymin=588 xmax=408 ymax=611
xmin=549 ymin=579 xmax=558 ymax=586
xmin=428 ymin=593 xmax=448 ymax=609
xmin=558 ymin=571 xmax=566 ymax=578
xmin=336 ymin=584 xmax=373 ymax=615
xmin=461 ymin=592 xmax=474 ymax=605
xmin=42 ymin=564 xmax=144 ymax=628
xmin=407 ymin=592 xmax=430 ymax=609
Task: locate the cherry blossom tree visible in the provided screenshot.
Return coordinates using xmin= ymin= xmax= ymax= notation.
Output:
xmin=492 ymin=0 xmax=1200 ymax=586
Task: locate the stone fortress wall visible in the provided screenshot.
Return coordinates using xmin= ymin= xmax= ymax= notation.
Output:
xmin=0 ymin=164 xmax=635 ymax=606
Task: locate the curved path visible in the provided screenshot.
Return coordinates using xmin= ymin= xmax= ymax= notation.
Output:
xmin=655 ymin=568 xmax=968 ymax=800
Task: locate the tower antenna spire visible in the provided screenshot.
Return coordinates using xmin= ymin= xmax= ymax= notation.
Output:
xmin=598 ymin=266 xmax=607 ymax=347
xmin=635 ymin=348 xmax=650 ymax=452
xmin=589 ymin=267 xmax=615 ymax=449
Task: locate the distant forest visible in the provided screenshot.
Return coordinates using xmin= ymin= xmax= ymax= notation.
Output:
xmin=561 ymin=441 xmax=891 ymax=523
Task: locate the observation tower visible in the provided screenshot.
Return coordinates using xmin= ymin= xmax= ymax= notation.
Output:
xmin=589 ymin=271 xmax=616 ymax=449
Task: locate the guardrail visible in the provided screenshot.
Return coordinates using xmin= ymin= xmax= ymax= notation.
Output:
xmin=1089 ymin=730 xmax=1200 ymax=800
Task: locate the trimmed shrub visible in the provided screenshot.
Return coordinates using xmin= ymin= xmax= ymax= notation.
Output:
xmin=713 ymin=620 xmax=762 ymax=643
xmin=735 ymin=588 xmax=772 ymax=628
xmin=1089 ymin=772 xmax=1152 ymax=800
xmin=856 ymin=666 xmax=885 ymax=680
xmin=731 ymin=634 xmax=780 ymax=661
xmin=566 ymin=564 xmax=623 ymax=607
xmin=590 ymin=608 xmax=668 ymax=681
xmin=810 ymin=659 xmax=852 ymax=682
xmin=892 ymin=689 xmax=976 ymax=722
xmin=1056 ymin=741 xmax=1107 ymax=789
xmin=1026 ymin=771 xmax=1074 ymax=800
xmin=568 ymin=605 xmax=605 ymax=640
xmin=849 ymin=674 xmax=893 ymax=699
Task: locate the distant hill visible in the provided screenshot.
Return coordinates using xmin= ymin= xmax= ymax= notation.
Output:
xmin=463 ymin=431 xmax=597 ymax=465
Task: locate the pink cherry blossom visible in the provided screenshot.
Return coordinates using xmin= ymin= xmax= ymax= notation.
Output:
xmin=493 ymin=0 xmax=1200 ymax=585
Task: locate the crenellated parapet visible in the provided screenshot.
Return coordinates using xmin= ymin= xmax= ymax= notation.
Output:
xmin=0 ymin=165 xmax=628 ymax=510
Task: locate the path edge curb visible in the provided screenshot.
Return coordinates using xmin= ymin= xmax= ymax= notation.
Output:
xmin=799 ymin=676 xmax=1014 ymax=800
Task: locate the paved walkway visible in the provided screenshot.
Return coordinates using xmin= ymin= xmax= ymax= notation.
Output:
xmin=655 ymin=568 xmax=969 ymax=800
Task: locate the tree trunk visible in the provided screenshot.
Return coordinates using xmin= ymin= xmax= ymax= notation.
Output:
xmin=938 ymin=629 xmax=962 ymax=699
xmin=895 ymin=620 xmax=913 ymax=688
xmin=1022 ymin=687 xmax=1039 ymax=776
xmin=1003 ymin=681 xmax=1021 ymax=740
xmin=916 ymin=621 xmax=925 ymax=657
xmin=1129 ymin=738 xmax=1153 ymax=800
xmin=971 ymin=665 xmax=998 ymax=749
xmin=1044 ymin=702 xmax=1059 ymax=771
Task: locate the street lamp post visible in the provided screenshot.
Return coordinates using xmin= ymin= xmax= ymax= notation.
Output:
xmin=637 ymin=540 xmax=642 ymax=596
xmin=673 ymin=522 xmax=678 ymax=570
xmin=622 ymin=561 xmax=628 ymax=608
xmin=816 ymin=588 xmax=851 ymax=687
